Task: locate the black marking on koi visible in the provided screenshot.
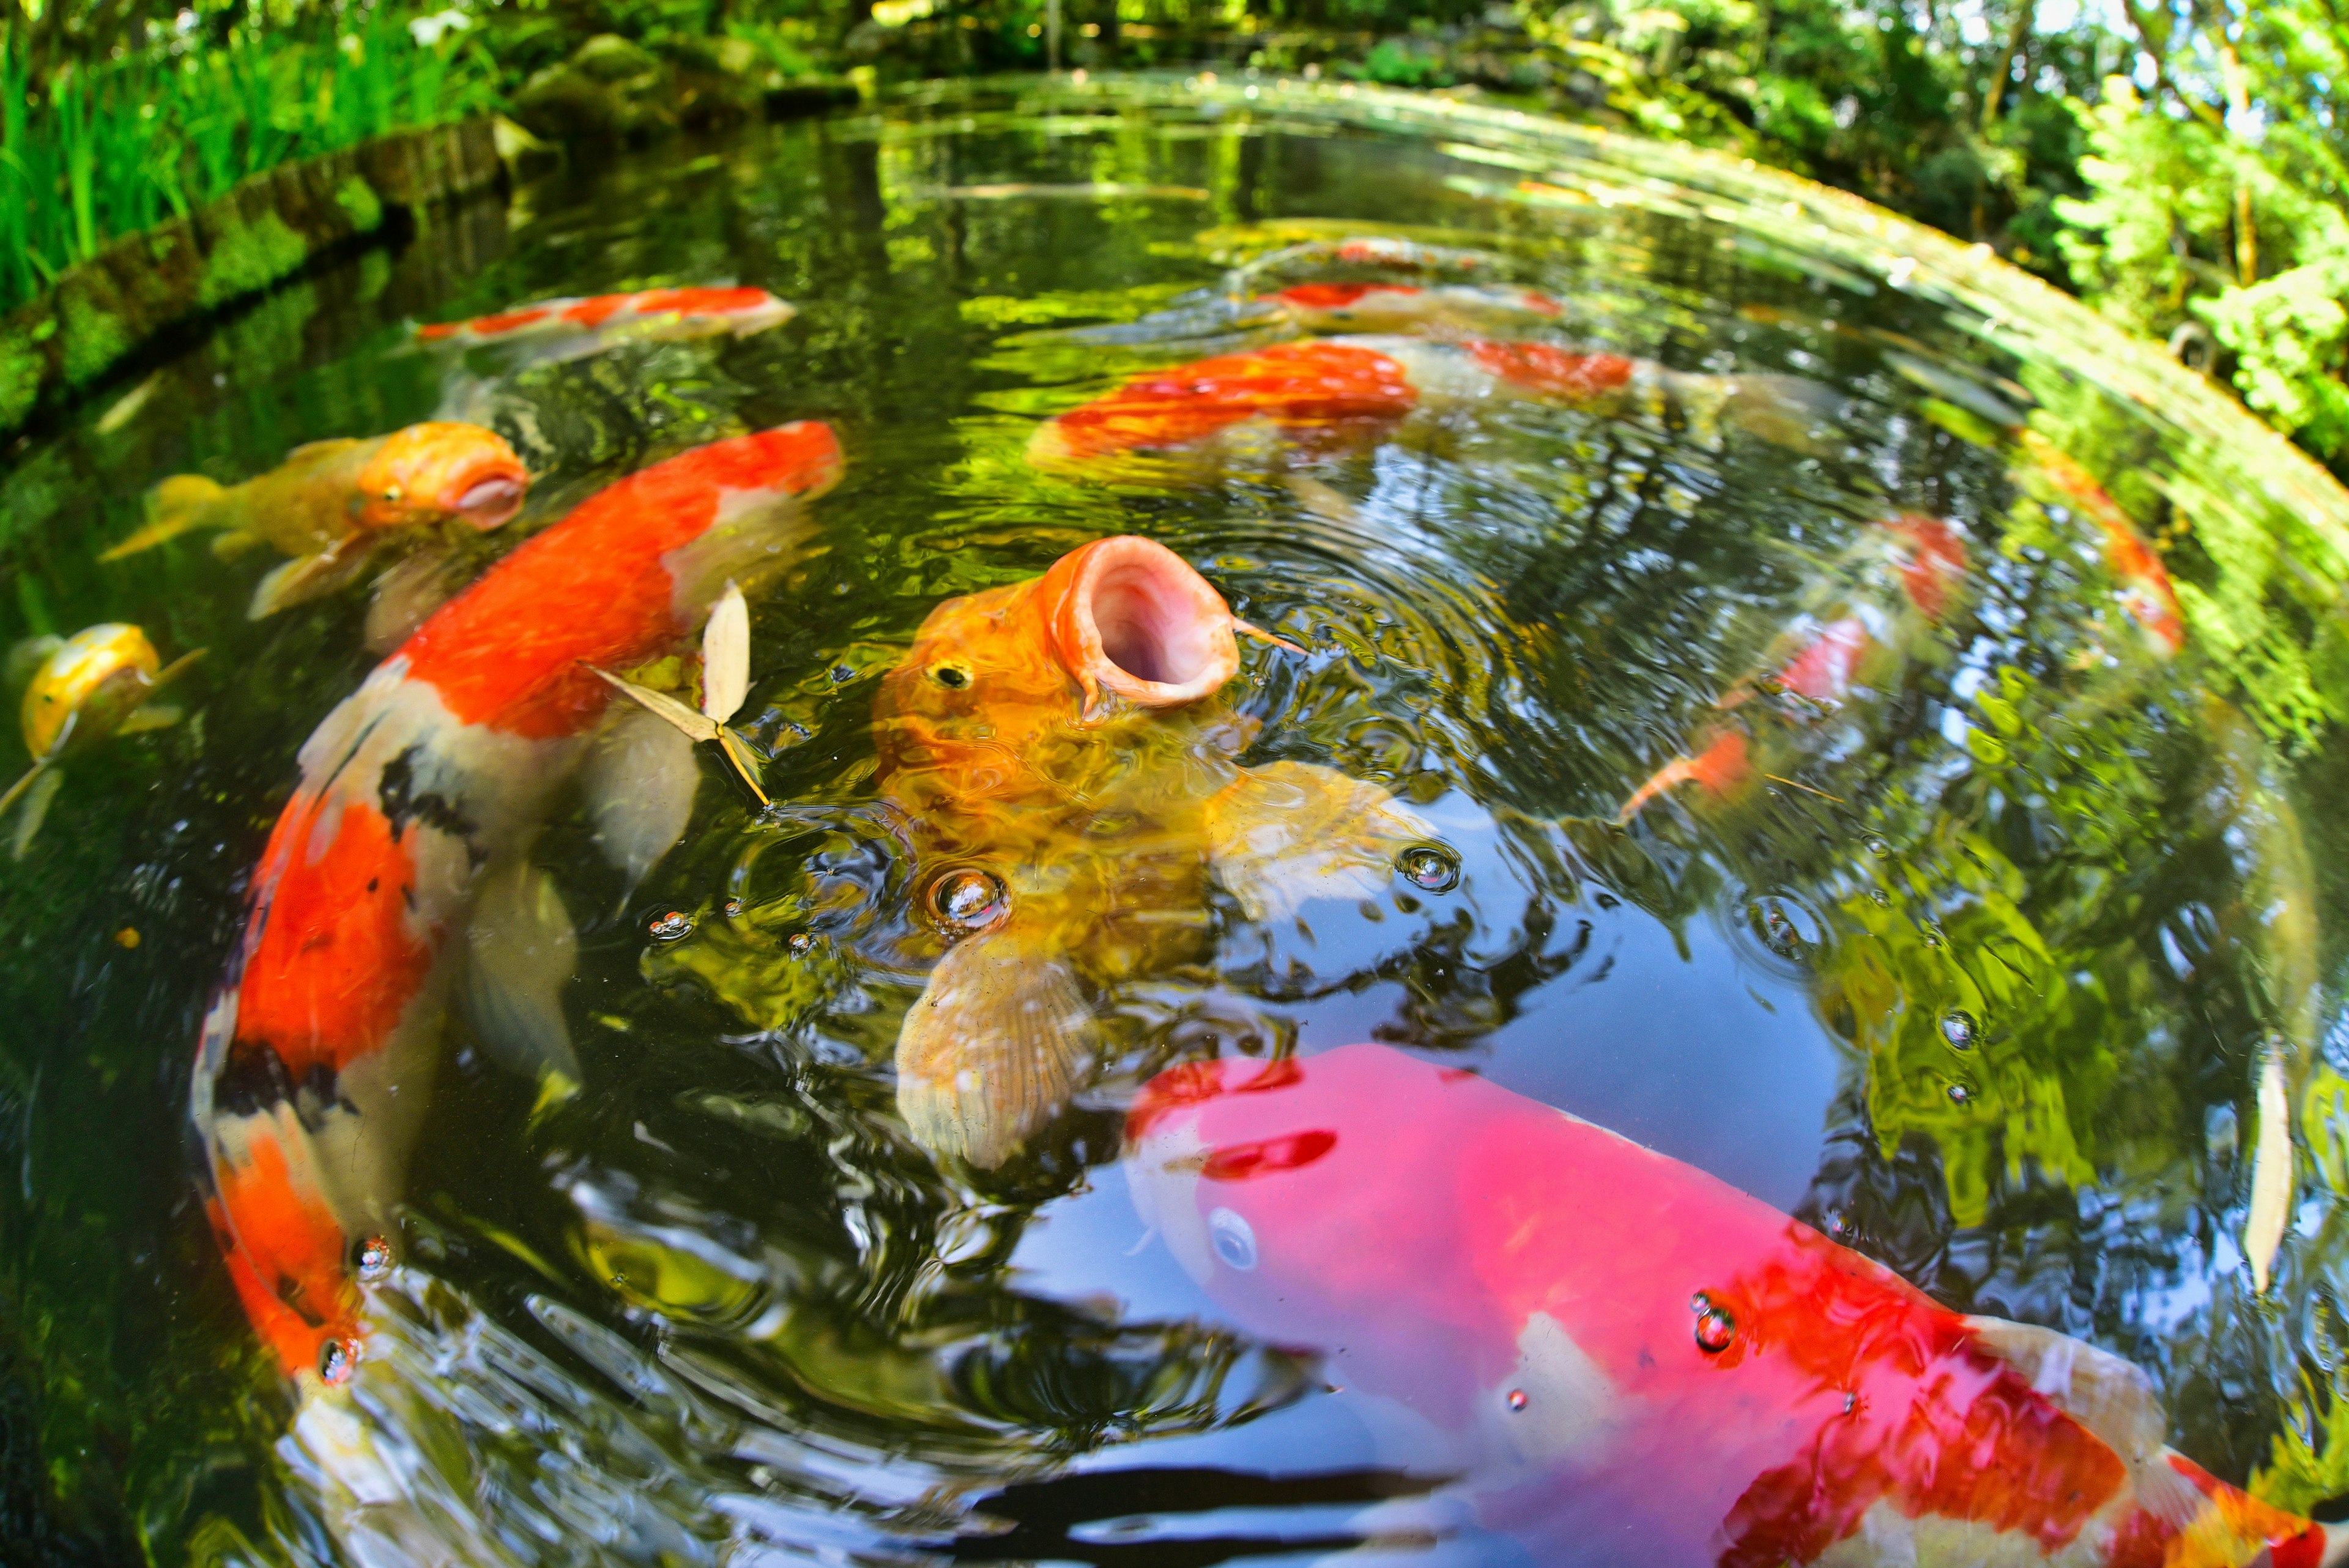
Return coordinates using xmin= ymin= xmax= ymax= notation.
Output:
xmin=377 ymin=745 xmax=477 ymax=847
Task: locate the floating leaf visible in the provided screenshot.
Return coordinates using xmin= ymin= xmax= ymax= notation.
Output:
xmin=2247 ymin=1050 xmax=2292 ymax=1294
xmin=588 ymin=666 xmax=718 ymax=743
xmin=702 ymin=581 xmax=751 ymax=725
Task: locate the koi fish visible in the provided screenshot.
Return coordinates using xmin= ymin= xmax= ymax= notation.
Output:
xmin=98 ymin=423 xmax=529 ymax=620
xmin=413 ymin=286 xmax=795 ymax=355
xmin=1126 ymin=1042 xmax=2343 ymax=1567
xmin=2013 ymin=430 xmax=2184 ymax=658
xmin=189 ymin=423 xmax=842 ymax=1388
xmin=1620 ymin=514 xmax=1967 ymax=821
xmin=1 ymin=623 xmax=202 ymax=855
xmin=1026 ymin=336 xmax=1838 ymax=475
xmin=1245 ymin=280 xmax=1569 ymax=336
xmin=874 ymin=535 xmax=1435 ymax=1169
xmin=1225 ymin=236 xmax=1502 ymax=292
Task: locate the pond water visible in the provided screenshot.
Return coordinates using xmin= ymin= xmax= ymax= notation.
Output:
xmin=4 ymin=75 xmax=2349 ymax=1567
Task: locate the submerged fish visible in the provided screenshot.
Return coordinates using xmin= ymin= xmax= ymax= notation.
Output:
xmin=1026 ymin=337 xmax=1839 ymax=475
xmin=190 ymin=423 xmax=842 ymax=1388
xmin=874 ymin=535 xmax=1434 ymax=1169
xmin=1245 ymin=280 xmax=1568 ymax=336
xmin=98 ymin=422 xmax=529 ymax=620
xmin=1620 ymin=514 xmax=1967 ymax=820
xmin=413 ymin=286 xmax=795 ymax=355
xmin=1127 ymin=1042 xmax=2343 ymax=1567
xmin=2013 ymin=430 xmax=2184 ymax=658
xmin=1 ymin=623 xmax=202 ymax=854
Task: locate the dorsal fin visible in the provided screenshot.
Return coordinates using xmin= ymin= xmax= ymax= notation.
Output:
xmin=1962 ymin=1315 xmax=2167 ymax=1468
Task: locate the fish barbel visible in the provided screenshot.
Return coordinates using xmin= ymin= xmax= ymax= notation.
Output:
xmin=414 ymin=285 xmax=795 ymax=352
xmin=1026 ymin=336 xmax=1839 ymax=475
xmin=1126 ymin=1042 xmax=2342 ymax=1567
xmin=190 ymin=423 xmax=842 ymax=1389
xmin=98 ymin=422 xmax=530 ymax=619
xmin=874 ymin=535 xmax=1434 ymax=1169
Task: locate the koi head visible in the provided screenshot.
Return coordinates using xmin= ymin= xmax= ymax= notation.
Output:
xmin=352 ymin=423 xmax=529 ymax=533
xmin=20 ymin=623 xmax=159 ymax=759
xmin=877 ymin=537 xmax=1249 ymax=802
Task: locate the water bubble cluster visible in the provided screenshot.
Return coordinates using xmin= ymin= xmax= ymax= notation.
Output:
xmin=648 ymin=911 xmax=693 ymax=942
xmin=1398 ymin=844 xmax=1461 ymax=893
xmin=787 ymin=932 xmax=815 ymax=956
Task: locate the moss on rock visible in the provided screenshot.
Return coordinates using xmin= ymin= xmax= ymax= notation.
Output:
xmin=58 ymin=294 xmax=130 ymax=388
xmin=335 ymin=176 xmax=385 ymax=234
xmin=0 ymin=323 xmax=46 ymax=429
xmin=196 ymin=212 xmax=310 ymax=310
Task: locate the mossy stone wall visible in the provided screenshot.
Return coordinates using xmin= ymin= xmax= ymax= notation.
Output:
xmin=0 ymin=118 xmax=505 ymax=435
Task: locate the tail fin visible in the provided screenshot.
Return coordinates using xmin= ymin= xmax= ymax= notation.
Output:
xmin=100 ymin=474 xmax=226 ymax=560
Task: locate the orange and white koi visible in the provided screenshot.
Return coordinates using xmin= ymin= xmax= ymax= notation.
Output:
xmin=874 ymin=536 xmax=1430 ymax=1168
xmin=189 ymin=423 xmax=842 ymax=1388
xmin=1620 ymin=514 xmax=1967 ymax=820
xmin=1128 ymin=1042 xmax=2342 ymax=1567
xmin=1028 ymin=336 xmax=1837 ymax=474
xmin=413 ymin=286 xmax=795 ymax=354
xmin=99 ymin=423 xmax=530 ymax=620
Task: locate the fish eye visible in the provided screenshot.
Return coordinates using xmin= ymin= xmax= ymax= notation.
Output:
xmin=1209 ymin=1207 xmax=1258 ymax=1271
xmin=382 ymin=485 xmax=404 ymax=502
xmin=930 ymin=664 xmax=971 ymax=689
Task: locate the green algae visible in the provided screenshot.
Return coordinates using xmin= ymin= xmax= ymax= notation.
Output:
xmin=334 ymin=177 xmax=384 ymax=236
xmin=57 ymin=295 xmax=128 ymax=388
xmin=195 ymin=212 xmax=309 ymax=310
xmin=0 ymin=322 xmax=43 ymax=429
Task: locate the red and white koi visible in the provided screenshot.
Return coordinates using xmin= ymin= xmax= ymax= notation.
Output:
xmin=1242 ymin=280 xmax=1569 ymax=336
xmin=1127 ymin=1042 xmax=2343 ymax=1567
xmin=189 ymin=424 xmax=842 ymax=1388
xmin=1028 ymin=335 xmax=1836 ymax=474
xmin=414 ymin=286 xmax=795 ymax=355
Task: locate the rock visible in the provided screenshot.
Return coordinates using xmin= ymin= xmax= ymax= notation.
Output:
xmin=568 ymin=32 xmax=662 ymax=82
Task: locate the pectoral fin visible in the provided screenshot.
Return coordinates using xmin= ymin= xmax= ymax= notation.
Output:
xmin=249 ymin=538 xmax=381 ymax=620
xmin=9 ymin=768 xmax=62 ymax=860
xmin=365 ymin=542 xmax=470 ymax=653
xmin=581 ymin=704 xmax=699 ymax=893
xmin=1202 ymin=760 xmax=1431 ymax=923
xmin=459 ymin=857 xmax=582 ymax=1092
xmin=896 ymin=932 xmax=1093 ymax=1169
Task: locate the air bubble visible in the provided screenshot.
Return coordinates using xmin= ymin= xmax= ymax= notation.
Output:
xmin=1507 ymin=1389 xmax=1529 ymax=1412
xmin=355 ymin=1235 xmax=393 ymax=1282
xmin=1209 ymin=1207 xmax=1258 ymax=1271
xmin=1940 ymin=1009 xmax=1977 ymax=1049
xmin=318 ymin=1337 xmax=357 ymax=1385
xmin=1869 ymin=888 xmax=1890 ymax=907
xmin=929 ymin=869 xmax=1009 ymax=932
xmin=1947 ymin=1083 xmax=1973 ymax=1105
xmin=1865 ymin=837 xmax=1890 ymax=857
xmin=1691 ymin=1294 xmax=1737 ymax=1353
xmin=787 ymin=932 xmax=815 ymax=955
xmin=723 ymin=897 xmax=745 ymax=918
xmin=648 ymin=911 xmax=692 ymax=942
xmin=1398 ymin=844 xmax=1461 ymax=893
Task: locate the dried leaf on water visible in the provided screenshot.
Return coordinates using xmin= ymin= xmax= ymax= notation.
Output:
xmin=2247 ymin=1050 xmax=2292 ymax=1295
xmin=702 ymin=581 xmax=751 ymax=724
xmin=587 ymin=666 xmax=719 ymax=743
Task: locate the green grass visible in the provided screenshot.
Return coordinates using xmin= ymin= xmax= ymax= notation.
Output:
xmin=0 ymin=16 xmax=497 ymax=318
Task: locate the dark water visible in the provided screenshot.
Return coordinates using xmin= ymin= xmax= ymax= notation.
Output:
xmin=1 ymin=76 xmax=2346 ymax=1566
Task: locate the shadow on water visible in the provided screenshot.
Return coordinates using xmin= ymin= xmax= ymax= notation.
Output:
xmin=0 ymin=76 xmax=2345 ymax=1564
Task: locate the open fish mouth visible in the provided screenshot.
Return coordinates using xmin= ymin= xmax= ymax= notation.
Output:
xmin=1063 ymin=536 xmax=1241 ymax=709
xmin=448 ymin=473 xmax=526 ymax=529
